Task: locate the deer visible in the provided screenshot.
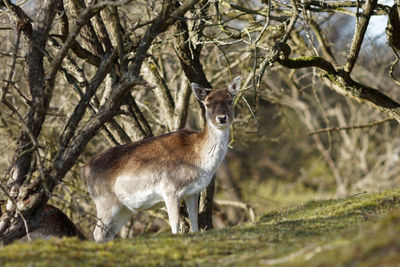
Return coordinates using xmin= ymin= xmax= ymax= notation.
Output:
xmin=82 ymin=76 xmax=241 ymax=242
xmin=0 ymin=200 xmax=85 ymax=243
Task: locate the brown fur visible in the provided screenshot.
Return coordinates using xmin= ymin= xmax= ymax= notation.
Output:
xmin=84 ymin=129 xmax=206 ymax=196
xmin=84 ymin=88 xmax=235 ymax=196
xmin=0 ymin=201 xmax=85 ymax=241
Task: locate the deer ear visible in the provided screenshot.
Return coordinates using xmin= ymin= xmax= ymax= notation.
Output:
xmin=191 ymin=83 xmax=208 ymax=101
xmin=228 ymin=76 xmax=241 ymax=97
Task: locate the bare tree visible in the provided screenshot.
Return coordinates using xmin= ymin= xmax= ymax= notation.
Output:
xmin=0 ymin=0 xmax=209 ymax=244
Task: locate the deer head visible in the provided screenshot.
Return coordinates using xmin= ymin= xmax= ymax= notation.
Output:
xmin=191 ymin=76 xmax=241 ymax=130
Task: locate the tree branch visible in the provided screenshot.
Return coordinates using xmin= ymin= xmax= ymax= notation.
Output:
xmin=323 ymin=72 xmax=400 ymax=122
xmin=304 ymin=0 xmax=389 ymax=16
xmin=343 ymin=0 xmax=377 ymax=76
xmin=47 ymin=1 xmax=130 ymax=86
xmin=142 ymin=61 xmax=176 ymax=131
xmin=276 ymin=55 xmax=400 ymax=122
xmin=278 ymin=56 xmax=337 ymax=73
xmin=58 ymin=50 xmax=118 ymax=155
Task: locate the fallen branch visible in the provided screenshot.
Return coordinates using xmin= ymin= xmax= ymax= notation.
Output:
xmin=214 ymin=199 xmax=256 ymax=223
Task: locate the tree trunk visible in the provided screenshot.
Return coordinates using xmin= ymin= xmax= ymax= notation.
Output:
xmin=0 ymin=0 xmax=60 ymax=244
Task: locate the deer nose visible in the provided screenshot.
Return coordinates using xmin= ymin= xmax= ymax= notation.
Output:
xmin=216 ymin=115 xmax=228 ymax=124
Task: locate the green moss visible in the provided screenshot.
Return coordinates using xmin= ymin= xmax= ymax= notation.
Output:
xmin=301 ymin=206 xmax=400 ymax=266
xmin=277 ymin=56 xmax=336 ymax=73
xmin=1 ymin=189 xmax=399 ymax=266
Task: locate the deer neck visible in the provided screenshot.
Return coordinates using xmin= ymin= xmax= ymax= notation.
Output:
xmin=198 ymin=121 xmax=230 ymax=174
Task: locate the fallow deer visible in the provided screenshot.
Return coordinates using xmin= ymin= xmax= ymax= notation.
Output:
xmin=0 ymin=201 xmax=85 ymax=243
xmin=83 ymin=76 xmax=241 ymax=242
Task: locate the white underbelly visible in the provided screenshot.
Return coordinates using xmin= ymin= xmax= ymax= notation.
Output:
xmin=117 ymin=188 xmax=164 ymax=211
xmin=180 ymin=174 xmax=214 ymax=197
xmin=114 ymin=175 xmax=164 ymax=211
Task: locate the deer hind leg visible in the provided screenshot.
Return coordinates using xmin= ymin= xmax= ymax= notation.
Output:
xmin=93 ymin=198 xmax=132 ymax=242
xmin=164 ymin=195 xmax=180 ymax=234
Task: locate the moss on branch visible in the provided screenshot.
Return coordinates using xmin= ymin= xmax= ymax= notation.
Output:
xmin=277 ymin=56 xmax=336 ymax=73
xmin=323 ymin=72 xmax=400 ymax=116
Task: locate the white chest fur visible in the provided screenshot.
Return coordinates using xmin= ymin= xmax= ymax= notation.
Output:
xmin=181 ymin=126 xmax=230 ymax=197
xmin=200 ymin=125 xmax=229 ymax=174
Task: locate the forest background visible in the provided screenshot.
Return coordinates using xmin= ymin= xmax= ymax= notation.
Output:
xmin=0 ymin=0 xmax=399 ymax=243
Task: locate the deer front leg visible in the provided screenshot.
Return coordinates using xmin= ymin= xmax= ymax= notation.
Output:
xmin=164 ymin=195 xmax=180 ymax=234
xmin=185 ymin=194 xmax=199 ymax=232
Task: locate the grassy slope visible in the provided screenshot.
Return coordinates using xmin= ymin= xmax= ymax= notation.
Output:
xmin=1 ymin=189 xmax=400 ymax=266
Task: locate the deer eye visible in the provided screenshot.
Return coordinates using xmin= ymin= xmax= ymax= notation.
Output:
xmin=206 ymin=103 xmax=212 ymax=108
xmin=227 ymin=100 xmax=233 ymax=105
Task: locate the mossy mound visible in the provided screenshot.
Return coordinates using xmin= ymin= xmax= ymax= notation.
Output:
xmin=1 ymin=189 xmax=399 ymax=266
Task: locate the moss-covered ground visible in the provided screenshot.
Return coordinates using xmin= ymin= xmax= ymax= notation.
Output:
xmin=1 ymin=189 xmax=400 ymax=266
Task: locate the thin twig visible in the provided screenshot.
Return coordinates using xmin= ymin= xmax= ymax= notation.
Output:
xmin=308 ymin=117 xmax=394 ymax=135
xmin=389 ymin=49 xmax=400 ymax=87
xmin=1 ymin=28 xmax=20 ymax=101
